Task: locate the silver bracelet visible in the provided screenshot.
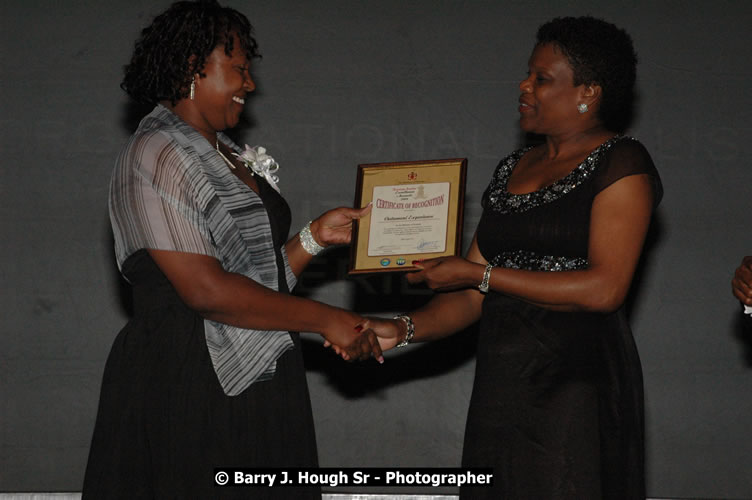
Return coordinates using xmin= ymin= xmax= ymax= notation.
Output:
xmin=394 ymin=314 xmax=415 ymax=348
xmin=299 ymin=220 xmax=325 ymax=256
xmin=478 ymin=263 xmax=493 ymax=293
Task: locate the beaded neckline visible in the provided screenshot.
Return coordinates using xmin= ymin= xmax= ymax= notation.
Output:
xmin=489 ymin=250 xmax=589 ymax=272
xmin=484 ymin=135 xmax=630 ymax=214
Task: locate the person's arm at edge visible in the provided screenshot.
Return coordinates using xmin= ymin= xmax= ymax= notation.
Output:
xmin=732 ymin=256 xmax=752 ymax=306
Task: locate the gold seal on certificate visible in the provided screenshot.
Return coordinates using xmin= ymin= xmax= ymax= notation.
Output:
xmin=349 ymin=158 xmax=467 ymax=274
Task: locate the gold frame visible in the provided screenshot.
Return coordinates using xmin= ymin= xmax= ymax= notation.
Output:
xmin=349 ymin=158 xmax=467 ymax=274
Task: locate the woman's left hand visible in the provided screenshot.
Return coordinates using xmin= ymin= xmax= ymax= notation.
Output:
xmin=406 ymin=256 xmax=484 ymax=292
xmin=310 ymin=204 xmax=372 ymax=247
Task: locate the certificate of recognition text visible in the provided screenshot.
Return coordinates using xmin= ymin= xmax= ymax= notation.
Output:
xmin=367 ymin=182 xmax=450 ymax=257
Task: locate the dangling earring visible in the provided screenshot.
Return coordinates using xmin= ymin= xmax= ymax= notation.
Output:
xmin=577 ymin=103 xmax=588 ymax=114
xmin=189 ymin=77 xmax=196 ymax=100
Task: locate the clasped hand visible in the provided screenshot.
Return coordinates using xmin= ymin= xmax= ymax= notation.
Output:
xmin=324 ymin=256 xmax=484 ymax=360
xmin=322 ymin=311 xmax=384 ymax=363
xmin=326 ymin=316 xmax=405 ymax=356
xmin=732 ymin=256 xmax=752 ymax=306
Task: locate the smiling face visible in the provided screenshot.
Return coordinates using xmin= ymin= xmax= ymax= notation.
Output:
xmin=192 ymin=36 xmax=256 ymax=136
xmin=517 ymin=43 xmax=588 ymax=137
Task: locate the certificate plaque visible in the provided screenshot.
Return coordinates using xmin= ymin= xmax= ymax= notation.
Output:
xmin=349 ymin=158 xmax=467 ymax=274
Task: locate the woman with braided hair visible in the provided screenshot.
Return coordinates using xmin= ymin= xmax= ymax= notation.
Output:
xmin=83 ymin=1 xmax=380 ymax=497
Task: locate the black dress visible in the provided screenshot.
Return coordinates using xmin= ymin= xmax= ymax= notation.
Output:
xmin=83 ymin=178 xmax=320 ymax=499
xmin=460 ymin=136 xmax=662 ymax=499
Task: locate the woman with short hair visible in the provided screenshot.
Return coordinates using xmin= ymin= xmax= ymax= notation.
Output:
xmin=369 ymin=16 xmax=662 ymax=499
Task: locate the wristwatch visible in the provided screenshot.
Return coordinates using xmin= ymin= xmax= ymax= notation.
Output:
xmin=478 ymin=263 xmax=493 ymax=293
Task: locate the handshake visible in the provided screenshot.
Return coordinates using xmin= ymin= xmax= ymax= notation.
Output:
xmin=311 ymin=252 xmax=483 ymax=363
xmin=321 ymin=315 xmax=411 ymax=365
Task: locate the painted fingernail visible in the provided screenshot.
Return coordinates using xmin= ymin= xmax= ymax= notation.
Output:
xmin=377 ymin=356 xmax=385 ymax=364
xmin=354 ymin=325 xmax=363 ymax=332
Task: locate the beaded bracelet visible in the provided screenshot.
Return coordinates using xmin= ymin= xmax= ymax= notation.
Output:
xmin=394 ymin=314 xmax=415 ymax=348
xmin=478 ymin=263 xmax=493 ymax=293
xmin=299 ymin=221 xmax=325 ymax=256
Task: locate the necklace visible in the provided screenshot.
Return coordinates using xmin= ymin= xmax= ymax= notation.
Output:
xmin=216 ymin=139 xmax=250 ymax=175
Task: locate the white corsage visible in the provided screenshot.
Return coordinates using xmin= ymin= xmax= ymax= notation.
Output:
xmin=233 ymin=145 xmax=281 ymax=193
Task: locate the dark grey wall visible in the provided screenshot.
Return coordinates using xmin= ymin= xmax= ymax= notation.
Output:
xmin=2 ymin=0 xmax=752 ymax=497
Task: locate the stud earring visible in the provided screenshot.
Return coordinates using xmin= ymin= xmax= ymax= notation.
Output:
xmin=577 ymin=103 xmax=588 ymax=114
xmin=190 ymin=77 xmax=196 ymax=100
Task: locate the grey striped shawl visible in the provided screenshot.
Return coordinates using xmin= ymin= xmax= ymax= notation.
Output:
xmin=109 ymin=104 xmax=296 ymax=396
